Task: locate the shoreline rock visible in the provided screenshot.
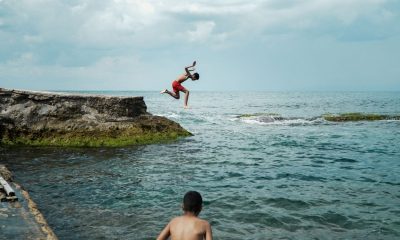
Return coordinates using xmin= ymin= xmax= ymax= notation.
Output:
xmin=0 ymin=88 xmax=191 ymax=147
xmin=1 ymin=164 xmax=58 ymax=240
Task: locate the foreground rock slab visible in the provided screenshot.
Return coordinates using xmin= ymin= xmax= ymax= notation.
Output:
xmin=0 ymin=88 xmax=191 ymax=147
xmin=1 ymin=164 xmax=58 ymax=240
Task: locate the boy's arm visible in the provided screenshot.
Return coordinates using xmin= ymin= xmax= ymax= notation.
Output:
xmin=156 ymin=222 xmax=171 ymax=240
xmin=184 ymin=61 xmax=196 ymax=77
xmin=205 ymin=222 xmax=213 ymax=240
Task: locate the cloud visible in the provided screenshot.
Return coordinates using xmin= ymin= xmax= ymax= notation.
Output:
xmin=1 ymin=0 xmax=399 ymax=90
xmin=1 ymin=0 xmax=395 ymax=50
xmin=216 ymin=1 xmax=393 ymax=36
xmin=234 ymin=0 xmax=393 ymax=36
xmin=23 ymin=35 xmax=43 ymax=44
xmin=73 ymin=0 xmax=162 ymax=46
xmin=0 ymin=53 xmax=153 ymax=90
xmin=1 ymin=52 xmax=36 ymax=72
xmin=168 ymin=1 xmax=258 ymax=15
xmin=187 ymin=21 xmax=215 ymax=42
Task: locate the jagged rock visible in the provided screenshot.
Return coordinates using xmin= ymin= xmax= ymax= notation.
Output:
xmin=0 ymin=88 xmax=191 ymax=147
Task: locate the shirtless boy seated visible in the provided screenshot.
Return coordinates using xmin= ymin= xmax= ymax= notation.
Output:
xmin=157 ymin=191 xmax=213 ymax=240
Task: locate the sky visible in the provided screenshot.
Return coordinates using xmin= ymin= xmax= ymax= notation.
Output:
xmin=0 ymin=0 xmax=399 ymax=91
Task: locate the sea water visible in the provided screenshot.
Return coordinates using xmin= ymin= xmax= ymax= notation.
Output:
xmin=1 ymin=91 xmax=400 ymax=239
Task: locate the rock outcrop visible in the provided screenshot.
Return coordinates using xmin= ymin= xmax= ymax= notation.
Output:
xmin=0 ymin=88 xmax=191 ymax=147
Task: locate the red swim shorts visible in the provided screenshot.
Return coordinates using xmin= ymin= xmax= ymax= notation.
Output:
xmin=172 ymin=81 xmax=186 ymax=93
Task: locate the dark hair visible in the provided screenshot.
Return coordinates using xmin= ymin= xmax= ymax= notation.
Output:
xmin=193 ymin=72 xmax=200 ymax=80
xmin=183 ymin=191 xmax=202 ymax=213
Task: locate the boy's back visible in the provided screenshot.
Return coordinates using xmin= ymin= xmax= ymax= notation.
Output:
xmin=169 ymin=215 xmax=212 ymax=240
xmin=157 ymin=191 xmax=212 ymax=240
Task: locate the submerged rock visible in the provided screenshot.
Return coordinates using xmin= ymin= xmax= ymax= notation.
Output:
xmin=323 ymin=112 xmax=400 ymax=122
xmin=0 ymin=88 xmax=191 ymax=147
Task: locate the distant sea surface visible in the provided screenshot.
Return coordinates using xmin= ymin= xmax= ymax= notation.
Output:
xmin=1 ymin=91 xmax=400 ymax=239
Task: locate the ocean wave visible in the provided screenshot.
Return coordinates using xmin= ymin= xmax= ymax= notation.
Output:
xmin=155 ymin=112 xmax=181 ymax=119
xmin=235 ymin=113 xmax=322 ymax=126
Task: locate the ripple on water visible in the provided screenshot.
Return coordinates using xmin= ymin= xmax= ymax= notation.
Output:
xmin=300 ymin=212 xmax=358 ymax=229
xmin=275 ymin=173 xmax=327 ymax=182
xmin=333 ymin=157 xmax=359 ymax=163
xmin=262 ymin=197 xmax=311 ymax=211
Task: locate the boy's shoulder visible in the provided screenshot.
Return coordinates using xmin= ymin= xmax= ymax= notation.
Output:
xmin=199 ymin=218 xmax=211 ymax=229
xmin=170 ymin=215 xmax=210 ymax=225
xmin=169 ymin=216 xmax=182 ymax=223
xmin=168 ymin=215 xmax=186 ymax=225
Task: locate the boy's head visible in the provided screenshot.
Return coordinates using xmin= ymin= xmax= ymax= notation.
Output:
xmin=183 ymin=191 xmax=203 ymax=215
xmin=192 ymin=72 xmax=200 ymax=80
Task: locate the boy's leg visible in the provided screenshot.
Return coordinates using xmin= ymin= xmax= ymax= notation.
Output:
xmin=183 ymin=89 xmax=189 ymax=107
xmin=164 ymin=89 xmax=180 ymax=99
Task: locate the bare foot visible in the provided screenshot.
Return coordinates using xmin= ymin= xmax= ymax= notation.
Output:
xmin=184 ymin=105 xmax=190 ymax=109
xmin=160 ymin=89 xmax=167 ymax=94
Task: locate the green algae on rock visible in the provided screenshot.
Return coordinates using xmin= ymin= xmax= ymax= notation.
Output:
xmin=0 ymin=88 xmax=191 ymax=147
xmin=323 ymin=112 xmax=400 ymax=122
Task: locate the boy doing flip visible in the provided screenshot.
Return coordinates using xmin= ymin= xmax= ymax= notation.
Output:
xmin=157 ymin=191 xmax=213 ymax=240
xmin=160 ymin=61 xmax=199 ymax=108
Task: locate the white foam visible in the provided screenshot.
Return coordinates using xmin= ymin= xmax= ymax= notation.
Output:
xmin=156 ymin=113 xmax=181 ymax=119
xmin=238 ymin=115 xmax=323 ymax=126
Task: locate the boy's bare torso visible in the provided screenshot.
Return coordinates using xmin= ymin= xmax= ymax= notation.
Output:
xmin=169 ymin=215 xmax=211 ymax=240
xmin=176 ymin=73 xmax=189 ymax=83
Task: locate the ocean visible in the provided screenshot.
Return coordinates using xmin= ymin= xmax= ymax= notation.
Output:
xmin=1 ymin=91 xmax=400 ymax=239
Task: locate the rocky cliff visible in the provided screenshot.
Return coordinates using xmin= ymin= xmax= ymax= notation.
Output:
xmin=0 ymin=88 xmax=191 ymax=147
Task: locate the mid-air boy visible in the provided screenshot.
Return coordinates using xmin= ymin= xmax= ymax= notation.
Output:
xmin=160 ymin=61 xmax=199 ymax=108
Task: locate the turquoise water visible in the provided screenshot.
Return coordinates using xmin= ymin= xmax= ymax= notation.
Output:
xmin=1 ymin=91 xmax=400 ymax=239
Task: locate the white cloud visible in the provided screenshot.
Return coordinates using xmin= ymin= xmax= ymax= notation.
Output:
xmin=23 ymin=35 xmax=43 ymax=44
xmin=80 ymin=0 xmax=158 ymax=33
xmin=1 ymin=0 xmax=393 ymax=49
xmin=6 ymin=52 xmax=36 ymax=66
xmin=168 ymin=2 xmax=258 ymax=15
xmin=0 ymin=53 xmax=151 ymax=90
xmin=187 ymin=21 xmax=215 ymax=42
xmin=236 ymin=0 xmax=390 ymax=32
xmin=90 ymin=55 xmax=141 ymax=71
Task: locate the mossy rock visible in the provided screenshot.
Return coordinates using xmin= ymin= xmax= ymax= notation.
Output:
xmin=323 ymin=113 xmax=398 ymax=122
xmin=0 ymin=116 xmax=192 ymax=147
xmin=1 ymin=131 xmax=190 ymax=147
